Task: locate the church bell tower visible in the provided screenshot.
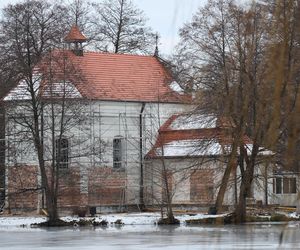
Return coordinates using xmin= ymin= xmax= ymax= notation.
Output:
xmin=64 ymin=25 xmax=87 ymax=56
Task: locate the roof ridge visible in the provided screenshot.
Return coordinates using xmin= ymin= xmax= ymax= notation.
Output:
xmin=83 ymin=50 xmax=155 ymax=58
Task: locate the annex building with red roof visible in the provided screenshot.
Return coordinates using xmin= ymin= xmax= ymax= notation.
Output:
xmin=143 ymin=113 xmax=297 ymax=209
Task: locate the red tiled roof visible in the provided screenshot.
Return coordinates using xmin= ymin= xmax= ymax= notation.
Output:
xmin=147 ymin=114 xmax=253 ymax=158
xmin=4 ymin=50 xmax=189 ymax=103
xmin=64 ymin=25 xmax=87 ymax=42
xmin=39 ymin=50 xmax=187 ymax=103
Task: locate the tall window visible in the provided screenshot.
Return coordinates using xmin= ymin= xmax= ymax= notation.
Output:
xmin=273 ymin=177 xmax=297 ymax=194
xmin=113 ymin=136 xmax=124 ymax=168
xmin=56 ymin=138 xmax=69 ymax=168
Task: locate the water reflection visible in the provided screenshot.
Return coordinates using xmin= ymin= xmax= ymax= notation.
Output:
xmin=0 ymin=223 xmax=299 ymax=249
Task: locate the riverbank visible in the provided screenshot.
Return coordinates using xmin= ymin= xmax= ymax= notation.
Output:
xmin=0 ymin=212 xmax=227 ymax=227
xmin=1 ymin=210 xmax=299 ymax=229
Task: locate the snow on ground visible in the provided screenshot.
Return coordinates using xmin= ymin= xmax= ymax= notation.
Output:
xmin=0 ymin=212 xmax=225 ymax=228
xmin=1 ymin=211 xmax=298 ymax=228
xmin=287 ymin=212 xmax=300 ymax=219
xmin=0 ymin=216 xmax=46 ymax=226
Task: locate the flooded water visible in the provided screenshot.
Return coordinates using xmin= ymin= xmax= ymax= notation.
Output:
xmin=0 ymin=223 xmax=299 ymax=249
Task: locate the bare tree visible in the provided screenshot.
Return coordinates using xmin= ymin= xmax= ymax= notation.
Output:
xmin=175 ymin=0 xmax=277 ymax=222
xmin=92 ymin=0 xmax=156 ymax=54
xmin=175 ymin=0 xmax=240 ymax=215
xmin=63 ymin=0 xmax=100 ymax=49
xmin=0 ymin=0 xmax=77 ymax=223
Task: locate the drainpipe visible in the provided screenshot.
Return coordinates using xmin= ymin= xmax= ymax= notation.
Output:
xmin=139 ymin=103 xmax=145 ymax=209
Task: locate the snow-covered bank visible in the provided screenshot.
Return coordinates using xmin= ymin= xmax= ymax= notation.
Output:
xmin=0 ymin=212 xmax=225 ymax=227
xmin=1 ymin=210 xmax=299 ymax=229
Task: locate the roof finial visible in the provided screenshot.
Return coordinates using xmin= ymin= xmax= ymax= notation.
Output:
xmin=154 ymin=33 xmax=159 ymax=57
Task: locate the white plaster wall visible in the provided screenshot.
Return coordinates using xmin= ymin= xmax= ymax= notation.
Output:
xmin=145 ymin=157 xmax=282 ymax=207
xmin=268 ymin=174 xmax=299 ymax=207
xmin=144 ymin=157 xmax=223 ymax=205
xmin=5 ymin=100 xmax=188 ymax=205
xmin=87 ymin=101 xmax=187 ymax=203
xmin=222 ymin=163 xmax=276 ymax=206
xmin=270 ymin=194 xmax=298 ymax=206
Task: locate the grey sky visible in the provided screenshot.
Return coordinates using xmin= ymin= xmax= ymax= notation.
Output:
xmin=0 ymin=0 xmax=208 ymax=55
xmin=133 ymin=0 xmax=207 ymax=55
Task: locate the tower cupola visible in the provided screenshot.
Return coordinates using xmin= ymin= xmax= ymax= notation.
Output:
xmin=64 ymin=25 xmax=87 ymax=56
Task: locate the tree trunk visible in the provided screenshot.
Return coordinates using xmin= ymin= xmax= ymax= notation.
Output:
xmin=0 ymin=105 xmax=5 ymax=205
xmin=114 ymin=0 xmax=124 ymax=53
xmin=264 ymin=163 xmax=269 ymax=206
xmin=44 ymin=187 xmax=59 ymax=222
xmin=33 ymin=103 xmax=59 ymax=223
xmin=162 ymin=168 xmax=176 ymax=223
xmin=160 ymin=153 xmax=177 ymax=224
xmin=234 ymin=176 xmax=248 ymax=223
xmin=235 ymin=144 xmax=258 ymax=223
xmin=37 ymin=147 xmax=59 ymax=222
xmin=215 ymin=141 xmax=238 ymax=213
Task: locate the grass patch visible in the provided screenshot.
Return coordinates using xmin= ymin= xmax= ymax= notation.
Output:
xmin=157 ymin=217 xmax=180 ymax=225
xmin=245 ymin=216 xmax=270 ymax=222
xmin=270 ymin=214 xmax=290 ymax=222
xmin=31 ymin=218 xmax=108 ymax=227
xmin=185 ymin=214 xmax=233 ymax=225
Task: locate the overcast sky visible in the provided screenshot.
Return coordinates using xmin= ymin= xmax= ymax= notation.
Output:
xmin=0 ymin=0 xmax=208 ymax=55
xmin=133 ymin=0 xmax=207 ymax=55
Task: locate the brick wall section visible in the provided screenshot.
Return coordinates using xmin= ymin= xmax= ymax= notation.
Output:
xmin=162 ymin=170 xmax=173 ymax=203
xmin=57 ymin=167 xmax=85 ymax=208
xmin=7 ymin=165 xmax=216 ymax=211
xmin=7 ymin=165 xmax=126 ymax=212
xmin=190 ymin=169 xmax=214 ymax=204
xmin=88 ymin=168 xmax=126 ymax=206
xmin=7 ymin=165 xmax=39 ymax=210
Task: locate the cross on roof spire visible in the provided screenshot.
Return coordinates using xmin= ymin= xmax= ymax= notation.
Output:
xmin=154 ymin=33 xmax=159 ymax=57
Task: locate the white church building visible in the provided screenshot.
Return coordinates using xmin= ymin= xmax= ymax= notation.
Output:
xmin=2 ymin=26 xmax=296 ymax=215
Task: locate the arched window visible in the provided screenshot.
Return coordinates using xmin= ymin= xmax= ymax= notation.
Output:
xmin=56 ymin=138 xmax=69 ymax=168
xmin=113 ymin=136 xmax=124 ymax=168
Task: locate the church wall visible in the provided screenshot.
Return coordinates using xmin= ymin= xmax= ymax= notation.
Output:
xmin=4 ymin=100 xmax=188 ymax=213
